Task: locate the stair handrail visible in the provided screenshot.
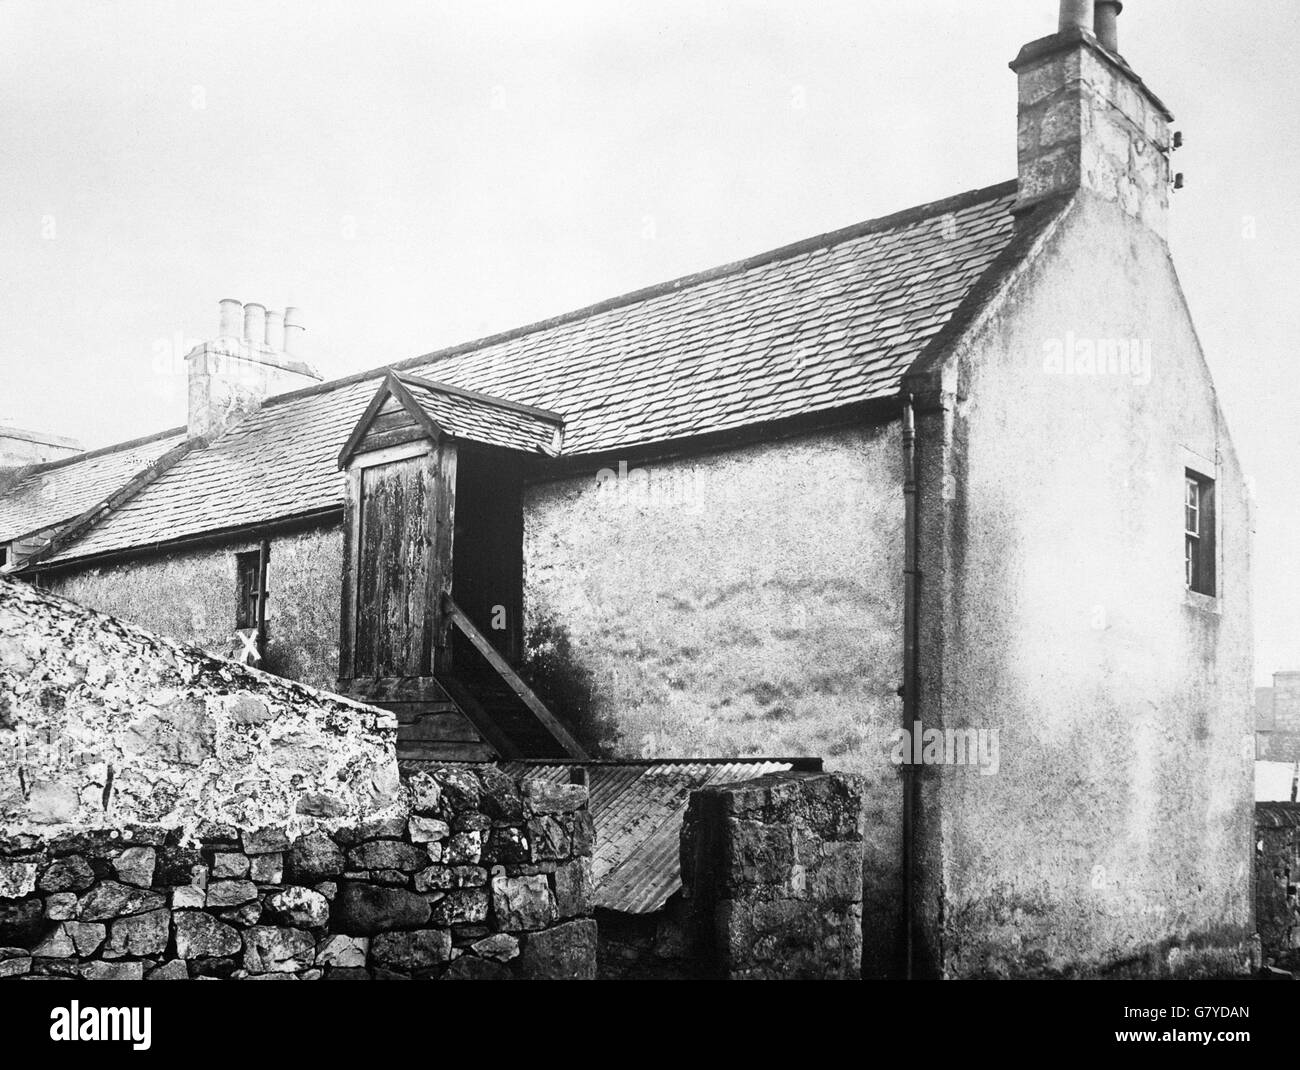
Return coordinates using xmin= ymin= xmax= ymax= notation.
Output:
xmin=441 ymin=593 xmax=588 ymax=759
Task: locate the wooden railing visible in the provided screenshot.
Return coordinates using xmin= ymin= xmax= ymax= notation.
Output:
xmin=441 ymin=594 xmax=588 ymax=760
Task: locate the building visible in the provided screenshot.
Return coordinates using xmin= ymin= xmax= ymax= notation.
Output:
xmin=0 ymin=1 xmax=1255 ymax=978
xmin=1257 ymin=673 xmax=1300 ymax=762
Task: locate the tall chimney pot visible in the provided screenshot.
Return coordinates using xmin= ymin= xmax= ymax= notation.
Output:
xmin=218 ymin=298 xmax=243 ymax=338
xmin=243 ymin=302 xmax=266 ymax=345
xmin=1059 ymin=0 xmax=1093 ymax=33
xmin=1094 ymin=1 xmax=1122 ymax=52
xmin=264 ymin=308 xmax=285 ymax=351
xmin=283 ymin=307 xmax=305 ymax=357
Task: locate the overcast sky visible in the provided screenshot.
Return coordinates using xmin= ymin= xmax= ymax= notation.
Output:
xmin=1 ymin=1 xmax=1297 ymax=683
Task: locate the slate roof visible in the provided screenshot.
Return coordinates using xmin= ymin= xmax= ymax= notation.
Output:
xmin=504 ymin=759 xmax=803 ymax=914
xmin=0 ymin=428 xmax=187 ymax=544
xmin=36 ymin=179 xmax=1020 ymax=565
xmin=394 ymin=374 xmax=564 ymax=455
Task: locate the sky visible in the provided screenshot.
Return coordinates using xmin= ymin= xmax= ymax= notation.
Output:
xmin=1 ymin=1 xmax=1298 ymax=683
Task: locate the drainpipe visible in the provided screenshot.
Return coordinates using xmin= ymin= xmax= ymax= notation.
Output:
xmin=901 ymin=395 xmax=920 ymax=979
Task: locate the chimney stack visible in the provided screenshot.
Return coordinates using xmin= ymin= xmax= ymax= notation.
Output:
xmin=1012 ymin=0 xmax=1174 ymax=237
xmin=185 ymin=299 xmax=321 ymax=440
xmin=1094 ymin=1 xmax=1121 ymax=53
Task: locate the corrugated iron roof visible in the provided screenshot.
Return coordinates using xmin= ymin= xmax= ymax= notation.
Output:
xmin=503 ymin=759 xmax=800 ymax=914
xmin=1257 ymin=801 xmax=1300 ymax=829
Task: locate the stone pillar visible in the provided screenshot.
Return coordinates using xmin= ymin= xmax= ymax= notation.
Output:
xmin=680 ymin=771 xmax=867 ymax=980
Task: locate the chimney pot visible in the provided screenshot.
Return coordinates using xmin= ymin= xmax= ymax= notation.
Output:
xmin=243 ymin=302 xmax=266 ymax=345
xmin=218 ymin=298 xmax=243 ymax=338
xmin=1059 ymin=0 xmax=1093 ymax=33
xmin=283 ymin=307 xmax=305 ymax=357
xmin=264 ymin=308 xmax=285 ymax=351
xmin=1094 ymin=1 xmax=1122 ymax=52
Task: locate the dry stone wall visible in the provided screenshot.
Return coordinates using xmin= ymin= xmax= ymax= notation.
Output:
xmin=680 ymin=770 xmax=867 ymax=980
xmin=0 ymin=766 xmax=595 ymax=979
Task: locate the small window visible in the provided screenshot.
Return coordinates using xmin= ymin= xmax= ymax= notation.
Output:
xmin=0 ymin=546 xmax=8 ymax=569
xmin=1184 ymin=471 xmax=1215 ymax=596
xmin=235 ymin=549 xmax=266 ymax=630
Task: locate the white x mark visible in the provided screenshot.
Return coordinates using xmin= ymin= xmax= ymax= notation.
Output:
xmin=235 ymin=629 xmax=261 ymax=663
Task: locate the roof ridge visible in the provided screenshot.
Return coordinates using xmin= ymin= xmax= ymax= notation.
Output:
xmin=258 ymin=179 xmax=1018 ymax=414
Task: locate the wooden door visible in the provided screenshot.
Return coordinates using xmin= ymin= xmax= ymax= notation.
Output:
xmin=339 ymin=440 xmax=456 ymax=701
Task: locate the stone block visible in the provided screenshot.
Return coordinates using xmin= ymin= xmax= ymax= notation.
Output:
xmin=77 ymin=881 xmax=166 ymax=921
xmin=428 ymin=889 xmax=489 ymax=926
xmin=522 ymin=780 xmax=587 ymax=815
xmin=243 ymin=926 xmax=315 ymax=974
xmin=174 ymin=911 xmax=242 ymax=958
xmin=104 ymin=908 xmax=170 ymax=958
xmin=430 ymin=768 xmax=480 ymax=811
xmin=112 ymin=846 xmax=156 ymax=887
xmin=80 ymin=960 xmax=144 ymax=981
xmin=242 ymin=827 xmax=291 ymax=855
xmin=331 ymin=882 xmax=431 ymax=936
xmin=406 ymin=772 xmax=443 ymax=815
xmin=527 ymin=815 xmax=570 ymax=861
xmin=444 ymin=831 xmax=482 ymax=865
xmin=491 ymin=872 xmax=556 ymax=932
xmin=211 ymin=852 xmax=250 ymax=879
xmin=408 ymin=816 xmax=450 ymax=843
xmin=347 ymin=840 xmax=428 ymax=873
xmin=371 ymin=929 xmax=452 ymax=971
xmin=288 ymin=832 xmax=344 ymax=882
xmin=44 ymin=893 xmax=78 ymax=920
xmin=477 ymin=766 xmax=524 ymax=821
xmin=516 ymin=919 xmax=597 ymax=980
xmin=553 ymin=858 xmax=593 ymax=918
xmin=316 ymin=934 xmax=368 ymax=968
xmin=249 ymin=852 xmax=284 ymax=884
xmin=470 ymin=932 xmax=519 ymax=962
xmin=205 ymin=880 xmax=258 ymax=909
xmin=265 ymin=886 xmax=330 ymax=929
xmin=0 ymin=861 xmax=38 ymax=898
xmin=482 ymin=826 xmax=529 ymax=864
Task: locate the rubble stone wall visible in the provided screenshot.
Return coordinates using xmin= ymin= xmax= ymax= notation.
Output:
xmin=0 ymin=576 xmax=395 ymax=834
xmin=0 ymin=767 xmax=596 ymax=980
xmin=680 ymin=770 xmax=867 ymax=980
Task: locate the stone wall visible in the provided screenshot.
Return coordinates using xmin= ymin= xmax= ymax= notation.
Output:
xmin=0 ymin=766 xmax=595 ymax=980
xmin=0 ymin=575 xmax=393 ymax=834
xmin=1256 ymin=803 xmax=1300 ymax=972
xmin=679 ymin=770 xmax=866 ymax=980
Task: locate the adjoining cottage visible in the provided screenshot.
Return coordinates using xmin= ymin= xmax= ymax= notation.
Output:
xmin=1 ymin=1 xmax=1254 ymax=978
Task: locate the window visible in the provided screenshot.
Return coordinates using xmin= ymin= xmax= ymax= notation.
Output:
xmin=1184 ymin=471 xmax=1215 ymax=596
xmin=0 ymin=546 xmax=8 ymax=569
xmin=235 ymin=549 xmax=266 ymax=630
